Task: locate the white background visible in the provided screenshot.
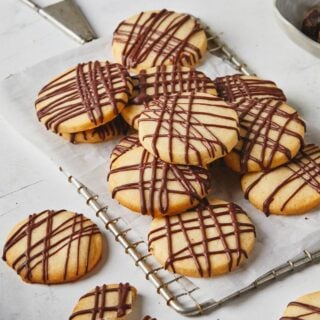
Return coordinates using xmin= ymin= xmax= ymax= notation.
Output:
xmin=0 ymin=1 xmax=320 ymax=319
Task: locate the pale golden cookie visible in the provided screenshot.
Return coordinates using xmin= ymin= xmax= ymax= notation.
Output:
xmin=36 ymin=61 xmax=133 ymax=133
xmin=280 ymin=291 xmax=320 ymax=320
xmin=138 ymin=92 xmax=239 ymax=166
xmin=148 ymin=197 xmax=256 ymax=278
xmin=215 ymin=74 xmax=286 ymax=103
xmin=69 ymin=283 xmax=137 ymax=320
xmin=110 ymin=133 xmax=141 ymax=167
xmin=112 ymin=9 xmax=207 ymax=73
xmin=121 ymin=65 xmax=217 ymax=129
xmin=224 ymin=99 xmax=306 ymax=173
xmin=2 ymin=210 xmax=103 ymax=284
xmin=108 ymin=146 xmax=211 ymax=217
xmin=241 ymin=144 xmax=320 ymax=216
xmin=61 ymin=116 xmax=129 ymax=144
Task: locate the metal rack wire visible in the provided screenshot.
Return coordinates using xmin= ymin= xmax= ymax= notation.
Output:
xmin=59 ymin=22 xmax=320 ymax=316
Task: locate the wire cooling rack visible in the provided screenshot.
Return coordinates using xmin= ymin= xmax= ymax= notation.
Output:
xmin=59 ymin=22 xmax=320 ymax=316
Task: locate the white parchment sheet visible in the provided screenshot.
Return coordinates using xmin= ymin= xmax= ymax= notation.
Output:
xmin=0 ymin=38 xmax=319 ymax=305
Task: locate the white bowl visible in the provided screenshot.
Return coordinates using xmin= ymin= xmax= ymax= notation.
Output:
xmin=273 ymin=0 xmax=320 ymax=58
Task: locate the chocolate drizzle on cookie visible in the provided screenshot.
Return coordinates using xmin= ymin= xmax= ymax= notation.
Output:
xmin=233 ymin=99 xmax=305 ymax=173
xmin=36 ymin=61 xmax=131 ymax=132
xmin=244 ymin=144 xmax=320 ymax=216
xmin=110 ymin=133 xmax=141 ymax=166
xmin=2 ymin=210 xmax=100 ymax=283
xmin=67 ymin=116 xmax=129 ymax=144
xmin=108 ymin=147 xmax=210 ymax=216
xmin=69 ymin=283 xmax=133 ymax=319
xmin=139 ymin=93 xmax=239 ymax=166
xmin=148 ymin=200 xmax=256 ymax=277
xmin=280 ymin=301 xmax=320 ymax=320
xmin=131 ymin=65 xmax=216 ymax=105
xmin=113 ymin=9 xmax=205 ymax=69
xmin=215 ymin=74 xmax=286 ymax=103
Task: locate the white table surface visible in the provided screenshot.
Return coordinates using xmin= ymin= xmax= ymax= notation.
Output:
xmin=0 ymin=1 xmax=319 ymax=319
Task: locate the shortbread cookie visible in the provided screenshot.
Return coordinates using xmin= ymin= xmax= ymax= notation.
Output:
xmin=110 ymin=133 xmax=141 ymax=166
xmin=108 ymin=146 xmax=211 ymax=217
xmin=121 ymin=65 xmax=217 ymax=129
xmin=2 ymin=210 xmax=102 ymax=284
xmin=148 ymin=197 xmax=256 ymax=277
xmin=138 ymin=92 xmax=239 ymax=166
xmin=280 ymin=291 xmax=320 ymax=320
xmin=241 ymin=144 xmax=320 ymax=216
xmin=36 ymin=61 xmax=133 ymax=133
xmin=112 ymin=9 xmax=207 ymax=73
xmin=69 ymin=283 xmax=137 ymax=320
xmin=215 ymin=75 xmax=286 ymax=103
xmin=224 ymin=99 xmax=306 ymax=173
xmin=61 ymin=116 xmax=129 ymax=144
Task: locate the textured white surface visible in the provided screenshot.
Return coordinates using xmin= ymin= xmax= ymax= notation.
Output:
xmin=0 ymin=1 xmax=320 ymax=320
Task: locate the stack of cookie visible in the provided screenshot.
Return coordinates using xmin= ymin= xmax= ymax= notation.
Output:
xmin=214 ymin=74 xmax=319 ymax=216
xmin=33 ymin=9 xmax=320 ymax=280
xmin=108 ymin=10 xmax=258 ymax=279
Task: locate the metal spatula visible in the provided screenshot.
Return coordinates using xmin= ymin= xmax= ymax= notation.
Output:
xmin=20 ymin=0 xmax=97 ymax=44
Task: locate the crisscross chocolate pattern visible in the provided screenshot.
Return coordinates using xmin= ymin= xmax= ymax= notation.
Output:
xmin=110 ymin=133 xmax=141 ymax=166
xmin=69 ymin=283 xmax=133 ymax=319
xmin=2 ymin=210 xmax=100 ymax=282
xmin=280 ymin=301 xmax=320 ymax=320
xmin=244 ymin=144 xmax=320 ymax=216
xmin=215 ymin=74 xmax=286 ymax=103
xmin=131 ymin=65 xmax=216 ymax=104
xmin=67 ymin=116 xmax=129 ymax=144
xmin=36 ymin=61 xmax=131 ymax=132
xmin=139 ymin=93 xmax=239 ymax=166
xmin=148 ymin=200 xmax=256 ymax=277
xmin=113 ymin=9 xmax=204 ymax=69
xmin=108 ymin=147 xmax=210 ymax=216
xmin=233 ymin=99 xmax=305 ymax=173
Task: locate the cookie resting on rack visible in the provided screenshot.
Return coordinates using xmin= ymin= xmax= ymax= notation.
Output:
xmin=2 ymin=210 xmax=103 ymax=284
xmin=279 ymin=291 xmax=320 ymax=320
xmin=224 ymin=98 xmax=306 ymax=173
xmin=108 ymin=146 xmax=211 ymax=217
xmin=241 ymin=144 xmax=320 ymax=216
xmin=112 ymin=9 xmax=207 ymax=73
xmin=60 ymin=116 xmax=129 ymax=144
xmin=214 ymin=74 xmax=286 ymax=103
xmin=69 ymin=283 xmax=137 ymax=320
xmin=110 ymin=133 xmax=141 ymax=167
xmin=35 ymin=61 xmax=133 ymax=133
xmin=148 ymin=197 xmax=256 ymax=278
xmin=121 ymin=65 xmax=217 ymax=129
xmin=138 ymin=92 xmax=239 ymax=166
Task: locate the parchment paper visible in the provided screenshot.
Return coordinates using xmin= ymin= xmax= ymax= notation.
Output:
xmin=0 ymin=38 xmax=319 ymax=304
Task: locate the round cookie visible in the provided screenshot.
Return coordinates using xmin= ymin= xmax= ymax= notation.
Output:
xmin=148 ymin=197 xmax=256 ymax=278
xmin=280 ymin=291 xmax=320 ymax=320
xmin=214 ymin=74 xmax=287 ymax=103
xmin=224 ymin=99 xmax=306 ymax=173
xmin=241 ymin=144 xmax=320 ymax=216
xmin=61 ymin=116 xmax=129 ymax=144
xmin=2 ymin=210 xmax=103 ymax=284
xmin=108 ymin=146 xmax=211 ymax=217
xmin=138 ymin=92 xmax=239 ymax=166
xmin=121 ymin=65 xmax=217 ymax=129
xmin=36 ymin=61 xmax=133 ymax=133
xmin=112 ymin=9 xmax=207 ymax=73
xmin=69 ymin=283 xmax=137 ymax=320
xmin=110 ymin=133 xmax=141 ymax=166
